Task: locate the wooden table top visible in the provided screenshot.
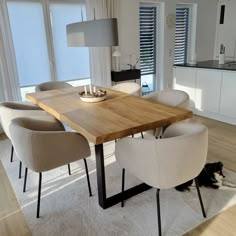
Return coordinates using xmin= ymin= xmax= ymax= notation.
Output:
xmin=26 ymin=86 xmax=192 ymax=144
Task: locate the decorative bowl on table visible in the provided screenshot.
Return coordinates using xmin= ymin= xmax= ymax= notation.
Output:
xmin=79 ymin=89 xmax=107 ymax=103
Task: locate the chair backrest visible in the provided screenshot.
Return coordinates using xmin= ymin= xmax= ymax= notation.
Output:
xmin=0 ymin=102 xmax=46 ymax=139
xmin=144 ymin=89 xmax=189 ymax=109
xmin=9 ymin=117 xmax=91 ymax=172
xmin=111 ymin=82 xmax=141 ymax=96
xmin=35 ymin=81 xmax=72 ymax=92
xmin=115 ymin=122 xmax=208 ymax=189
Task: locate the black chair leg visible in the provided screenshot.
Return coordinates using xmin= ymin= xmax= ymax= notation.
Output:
xmin=19 ymin=161 xmax=22 ymax=179
xmin=68 ymin=164 xmax=71 ymax=175
xmin=121 ymin=168 xmax=125 ymax=207
xmin=156 ymin=189 xmax=162 ymax=236
xmin=10 ymin=145 xmax=14 ymax=162
xmin=141 ymin=132 xmax=144 ymax=139
xmin=23 ymin=167 xmax=28 ymax=193
xmin=37 ymin=172 xmax=42 ymax=218
xmin=83 ymin=159 xmax=92 ymax=197
xmin=195 ymin=178 xmax=206 ymax=218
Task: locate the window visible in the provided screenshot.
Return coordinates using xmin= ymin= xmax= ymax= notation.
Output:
xmin=50 ymin=2 xmax=90 ymax=82
xmin=139 ymin=5 xmax=158 ymax=95
xmin=7 ymin=1 xmax=51 ymax=87
xmin=175 ymin=7 xmax=190 ymax=64
xmin=7 ymin=0 xmax=90 ymax=99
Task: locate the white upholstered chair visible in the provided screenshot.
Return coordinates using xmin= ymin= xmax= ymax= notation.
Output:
xmin=144 ymin=89 xmax=190 ymax=108
xmin=115 ymin=122 xmax=208 ymax=236
xmin=9 ymin=117 xmax=92 ymax=218
xmin=111 ymin=82 xmax=141 ymax=96
xmin=35 ymin=81 xmax=72 ymax=92
xmin=0 ymin=102 xmax=65 ymax=179
xmin=143 ymin=89 xmax=190 ymax=137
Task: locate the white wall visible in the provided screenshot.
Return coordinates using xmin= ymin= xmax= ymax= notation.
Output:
xmin=118 ymin=0 xmax=140 ymax=69
xmin=118 ymin=0 xmax=218 ymax=89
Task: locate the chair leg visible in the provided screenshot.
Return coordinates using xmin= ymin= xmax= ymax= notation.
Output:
xmin=121 ymin=168 xmax=125 ymax=207
xmin=10 ymin=145 xmax=14 ymax=162
xmin=141 ymin=132 xmax=144 ymax=139
xmin=19 ymin=161 xmax=22 ymax=179
xmin=156 ymin=189 xmax=162 ymax=236
xmin=36 ymin=172 xmax=42 ymax=218
xmin=68 ymin=164 xmax=71 ymax=175
xmin=195 ymin=178 xmax=206 ymax=218
xmin=83 ymin=159 xmax=92 ymax=197
xmin=23 ymin=167 xmax=28 ymax=193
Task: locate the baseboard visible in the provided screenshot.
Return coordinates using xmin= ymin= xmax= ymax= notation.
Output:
xmin=193 ymin=109 xmax=236 ymax=125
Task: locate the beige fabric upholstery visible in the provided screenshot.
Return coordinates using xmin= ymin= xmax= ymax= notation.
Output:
xmin=144 ymin=89 xmax=189 ymax=109
xmin=9 ymin=117 xmax=91 ymax=172
xmin=35 ymin=81 xmax=72 ymax=92
xmin=111 ymin=82 xmax=141 ymax=96
xmin=143 ymin=89 xmax=190 ymax=137
xmin=0 ymin=102 xmax=63 ymax=139
xmin=115 ymin=122 xmax=208 ymax=189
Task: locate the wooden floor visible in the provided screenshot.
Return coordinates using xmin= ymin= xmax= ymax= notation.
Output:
xmin=0 ymin=161 xmax=31 ymax=236
xmin=1 ymin=115 xmax=236 ymax=235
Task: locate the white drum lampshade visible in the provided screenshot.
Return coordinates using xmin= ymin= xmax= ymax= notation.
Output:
xmin=67 ymin=18 xmax=119 ymax=47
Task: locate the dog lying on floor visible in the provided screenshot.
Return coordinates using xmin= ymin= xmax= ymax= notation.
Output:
xmin=175 ymin=162 xmax=225 ymax=192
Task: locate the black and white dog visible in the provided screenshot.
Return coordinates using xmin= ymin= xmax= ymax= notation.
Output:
xmin=175 ymin=162 xmax=225 ymax=192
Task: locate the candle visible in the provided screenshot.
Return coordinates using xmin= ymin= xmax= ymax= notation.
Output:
xmin=93 ymin=86 xmax=96 ymax=93
xmin=89 ymin=84 xmax=92 ymax=94
xmin=84 ymin=86 xmax=87 ymax=95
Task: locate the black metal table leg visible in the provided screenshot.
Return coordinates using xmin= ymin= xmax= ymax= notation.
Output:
xmin=95 ymin=143 xmax=151 ymax=209
xmin=95 ymin=144 xmax=107 ymax=208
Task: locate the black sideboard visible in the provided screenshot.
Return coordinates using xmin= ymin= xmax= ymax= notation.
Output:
xmin=111 ymin=69 xmax=141 ymax=83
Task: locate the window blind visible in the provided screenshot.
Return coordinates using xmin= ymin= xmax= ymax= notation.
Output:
xmin=139 ymin=6 xmax=156 ymax=76
xmin=175 ymin=8 xmax=189 ymax=64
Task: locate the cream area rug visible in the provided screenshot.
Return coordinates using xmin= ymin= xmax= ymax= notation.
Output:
xmin=1 ymin=137 xmax=236 ymax=236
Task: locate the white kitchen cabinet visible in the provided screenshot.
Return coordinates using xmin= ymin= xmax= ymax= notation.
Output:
xmin=220 ymin=71 xmax=236 ymax=118
xmin=173 ymin=67 xmax=197 ymax=108
xmin=195 ymin=69 xmax=222 ymax=113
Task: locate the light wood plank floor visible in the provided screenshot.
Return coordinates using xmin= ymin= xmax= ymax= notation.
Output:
xmin=0 ymin=159 xmax=31 ymax=236
xmin=1 ymin=115 xmax=236 ymax=235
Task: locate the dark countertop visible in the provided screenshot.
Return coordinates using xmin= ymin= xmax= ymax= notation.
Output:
xmin=174 ymin=60 xmax=236 ymax=71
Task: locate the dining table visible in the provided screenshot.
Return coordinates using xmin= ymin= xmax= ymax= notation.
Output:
xmin=26 ymin=86 xmax=192 ymax=209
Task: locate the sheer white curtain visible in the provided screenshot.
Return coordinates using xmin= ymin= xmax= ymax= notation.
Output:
xmin=0 ymin=0 xmax=21 ymax=102
xmin=86 ymin=0 xmax=119 ymax=88
xmin=0 ymin=0 xmax=21 ymax=133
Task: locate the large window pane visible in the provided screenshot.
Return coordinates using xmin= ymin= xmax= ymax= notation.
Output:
xmin=50 ymin=2 xmax=90 ymax=81
xmin=7 ymin=1 xmax=51 ymax=87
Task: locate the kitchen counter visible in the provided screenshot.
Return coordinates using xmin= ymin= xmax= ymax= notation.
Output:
xmin=175 ymin=60 xmax=236 ymax=71
xmin=173 ymin=63 xmax=236 ymax=125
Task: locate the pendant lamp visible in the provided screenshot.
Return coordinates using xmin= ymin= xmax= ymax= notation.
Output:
xmin=66 ymin=18 xmax=119 ymax=47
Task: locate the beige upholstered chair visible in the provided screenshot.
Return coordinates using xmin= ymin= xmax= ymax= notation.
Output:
xmin=111 ymin=82 xmax=141 ymax=96
xmin=35 ymin=81 xmax=72 ymax=92
xmin=115 ymin=122 xmax=208 ymax=236
xmin=9 ymin=117 xmax=92 ymax=218
xmin=144 ymin=89 xmax=189 ymax=108
xmin=143 ymin=89 xmax=190 ymax=137
xmin=0 ymin=102 xmax=64 ymax=179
